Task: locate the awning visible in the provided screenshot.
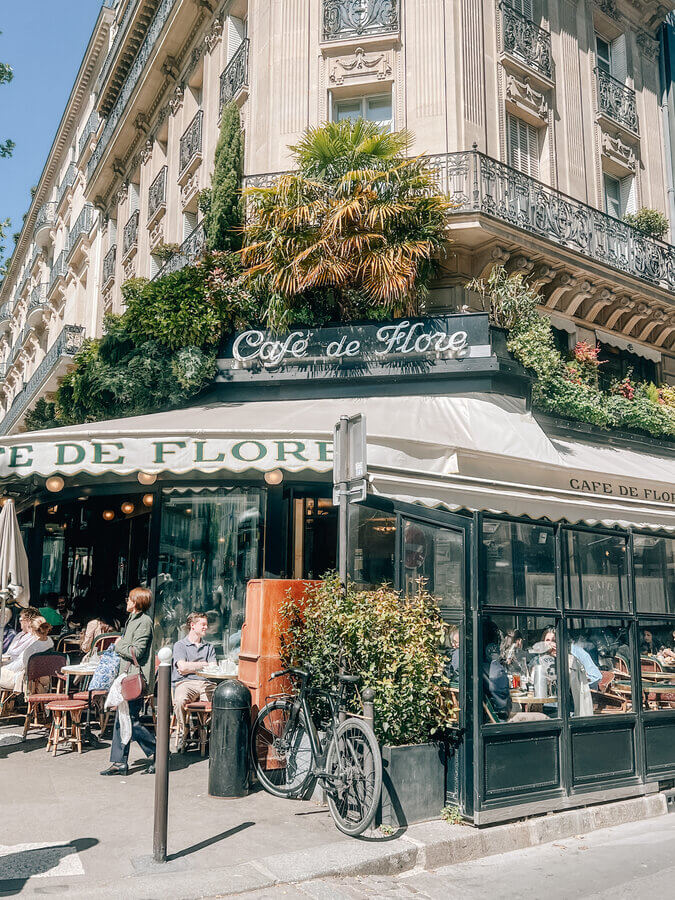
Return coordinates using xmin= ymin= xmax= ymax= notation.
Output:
xmin=1 ymin=394 xmax=673 ymax=531
xmin=595 ymin=330 xmax=661 ymax=363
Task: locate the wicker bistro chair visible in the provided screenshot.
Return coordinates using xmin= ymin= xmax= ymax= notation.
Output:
xmin=22 ymin=652 xmax=69 ymax=740
xmin=91 ymin=632 xmax=120 ymax=655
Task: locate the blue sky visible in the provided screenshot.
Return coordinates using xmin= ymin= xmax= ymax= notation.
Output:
xmin=0 ymin=2 xmax=102 ymax=250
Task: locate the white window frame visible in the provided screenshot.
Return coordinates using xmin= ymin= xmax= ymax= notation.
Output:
xmin=332 ymin=93 xmax=393 ymax=132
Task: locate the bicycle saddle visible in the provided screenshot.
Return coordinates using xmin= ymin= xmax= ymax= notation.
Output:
xmin=337 ymin=673 xmax=360 ymax=684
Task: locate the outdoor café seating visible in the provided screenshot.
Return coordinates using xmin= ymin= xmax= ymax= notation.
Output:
xmin=183 ymin=700 xmax=213 ymax=756
xmin=21 ymin=651 xmax=68 ymax=739
xmin=46 ymin=698 xmax=87 ymax=755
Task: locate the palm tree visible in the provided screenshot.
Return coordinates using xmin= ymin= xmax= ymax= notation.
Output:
xmin=241 ymin=120 xmax=451 ymax=330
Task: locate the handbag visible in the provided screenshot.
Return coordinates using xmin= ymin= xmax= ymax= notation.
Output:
xmin=120 ymin=646 xmax=147 ymax=702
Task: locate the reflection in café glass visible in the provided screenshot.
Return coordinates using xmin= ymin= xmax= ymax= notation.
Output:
xmin=348 ymin=505 xmax=395 ymax=588
xmin=402 ymin=518 xmax=464 ymax=610
xmin=563 ymin=531 xmax=629 ymax=611
xmin=566 ymin=618 xmax=632 ymax=716
xmin=482 ymin=615 xmax=559 ymax=724
xmin=483 ymin=520 xmax=555 ymax=608
xmin=638 ymin=623 xmax=675 ymax=711
xmin=633 ymin=535 xmax=675 ymax=614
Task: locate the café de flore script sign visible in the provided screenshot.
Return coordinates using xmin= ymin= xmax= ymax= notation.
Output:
xmin=214 ymin=314 xmax=505 ymax=397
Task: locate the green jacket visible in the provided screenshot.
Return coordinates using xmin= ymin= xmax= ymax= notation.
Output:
xmin=116 ymin=612 xmax=154 ymax=690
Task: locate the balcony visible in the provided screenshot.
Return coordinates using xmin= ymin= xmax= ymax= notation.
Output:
xmin=34 ymin=202 xmax=56 ymax=247
xmin=322 ymin=0 xmax=400 ymax=42
xmin=596 ymin=68 xmax=639 ymax=135
xmin=102 ymin=245 xmax=117 ymax=287
xmin=66 ymin=204 xmax=95 ymax=263
xmin=27 ymin=284 xmax=48 ymax=316
xmin=500 ymin=2 xmax=552 ymax=82
xmin=78 ymin=109 xmax=101 ymax=159
xmin=148 ymin=166 xmax=167 ymax=225
xmin=219 ymin=39 xmax=249 ymax=114
xmin=122 ymin=210 xmax=140 ymax=259
xmin=56 ymin=162 xmax=77 ymax=210
xmin=178 ymin=110 xmax=203 ymax=183
xmin=48 ymin=250 xmax=68 ymax=296
xmin=152 ymin=222 xmax=205 ymax=280
xmin=0 ymin=325 xmax=84 ymax=435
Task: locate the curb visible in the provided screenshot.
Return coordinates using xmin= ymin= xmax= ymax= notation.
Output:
xmin=63 ymin=793 xmax=668 ymax=899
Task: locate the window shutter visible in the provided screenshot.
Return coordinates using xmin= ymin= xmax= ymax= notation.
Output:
xmin=183 ymin=211 xmax=198 ymax=240
xmin=129 ymin=183 xmax=140 ymax=214
xmin=521 ymin=0 xmax=534 ymax=19
xmin=620 ymin=175 xmax=636 ymax=216
xmin=508 ymin=114 xmax=520 ymax=172
xmin=611 ymin=33 xmax=627 ymax=83
xmin=508 ymin=114 xmax=539 ymax=178
xmin=227 ymin=16 xmax=246 ymax=63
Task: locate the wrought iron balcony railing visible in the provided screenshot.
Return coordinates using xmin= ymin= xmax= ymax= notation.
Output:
xmin=500 ymin=2 xmax=552 ymax=80
xmin=596 ymin=67 xmax=639 ymax=134
xmin=89 ymin=0 xmax=179 ymax=179
xmin=66 ymin=204 xmax=94 ymax=260
xmin=102 ymin=245 xmax=117 ymax=287
xmin=0 ymin=325 xmax=84 ymax=435
xmin=48 ymin=250 xmax=68 ymax=295
xmin=323 ymin=0 xmax=400 ymax=41
xmin=28 ymin=284 xmax=48 ymax=313
xmin=78 ymin=110 xmax=101 ymax=157
xmin=148 ymin=166 xmax=167 ymax=220
xmin=123 ymin=209 xmax=140 ymax=258
xmin=0 ymin=302 xmax=10 ymax=323
xmin=34 ymin=202 xmax=56 ymax=236
xmin=179 ymin=110 xmax=203 ymax=178
xmin=152 ymin=222 xmax=205 ymax=280
xmin=56 ymin=162 xmax=77 ymax=209
xmin=219 ymin=39 xmax=249 ymax=114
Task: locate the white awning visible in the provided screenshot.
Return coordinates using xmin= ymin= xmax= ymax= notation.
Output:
xmin=595 ymin=330 xmax=661 ymax=363
xmin=1 ymin=394 xmax=673 ymax=530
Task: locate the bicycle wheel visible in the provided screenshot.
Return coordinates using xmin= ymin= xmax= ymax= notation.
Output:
xmin=325 ymin=717 xmax=382 ymax=836
xmin=250 ymin=699 xmax=313 ymax=798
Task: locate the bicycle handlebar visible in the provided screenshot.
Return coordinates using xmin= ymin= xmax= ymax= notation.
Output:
xmin=269 ymin=666 xmax=311 ymax=681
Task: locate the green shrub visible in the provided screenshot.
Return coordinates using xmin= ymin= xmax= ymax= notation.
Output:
xmin=279 ymin=573 xmax=454 ymax=746
xmin=624 ymin=208 xmax=670 ymax=241
xmin=205 ymin=101 xmax=244 ymax=252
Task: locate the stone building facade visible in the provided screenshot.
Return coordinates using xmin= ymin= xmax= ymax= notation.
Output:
xmin=1 ymin=0 xmax=674 ymax=433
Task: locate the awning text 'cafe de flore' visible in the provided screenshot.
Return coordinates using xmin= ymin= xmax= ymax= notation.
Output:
xmin=2 ymin=312 xmax=675 ymax=824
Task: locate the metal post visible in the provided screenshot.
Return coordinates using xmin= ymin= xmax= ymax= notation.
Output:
xmin=153 ymin=645 xmax=172 ymax=863
xmin=362 ymin=687 xmax=375 ymax=732
xmin=337 ymin=416 xmax=349 ymax=590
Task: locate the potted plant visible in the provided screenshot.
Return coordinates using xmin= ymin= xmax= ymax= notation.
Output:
xmin=279 ymin=574 xmax=457 ymax=826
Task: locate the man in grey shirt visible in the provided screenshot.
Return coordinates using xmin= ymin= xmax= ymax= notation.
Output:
xmin=172 ymin=611 xmax=216 ymax=750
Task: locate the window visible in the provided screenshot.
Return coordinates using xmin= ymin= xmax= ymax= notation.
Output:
xmin=508 ymin=0 xmax=534 ymax=18
xmin=333 ymin=94 xmax=392 ymax=131
xmin=603 ymin=174 xmax=636 ymax=220
xmin=551 ymin=326 xmax=572 ymax=356
xmin=348 ymin=504 xmax=395 ymax=589
xmin=633 ymin=536 xmax=675 ymax=614
xmin=402 ymin=518 xmax=464 ymax=610
xmin=596 ymin=35 xmax=611 ymax=75
xmin=597 ymin=342 xmax=657 ymax=392
xmin=637 ymin=623 xmax=675 ymax=710
xmin=566 ymin=618 xmax=633 ymax=716
xmin=563 ymin=530 xmax=630 ymax=612
xmin=482 ymin=614 xmax=559 ymax=724
xmin=483 ymin=519 xmax=556 ymax=608
xmin=507 ymin=114 xmax=540 ymax=178
xmin=183 ymin=210 xmax=198 ymax=240
xmin=596 ymin=33 xmax=627 ymax=82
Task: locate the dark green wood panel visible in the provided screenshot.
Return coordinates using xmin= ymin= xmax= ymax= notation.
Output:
xmin=484 ymin=733 xmax=560 ymax=798
xmin=571 ymin=727 xmax=635 ymax=785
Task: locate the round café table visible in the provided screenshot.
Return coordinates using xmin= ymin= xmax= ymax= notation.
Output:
xmin=61 ymin=663 xmax=98 ymax=746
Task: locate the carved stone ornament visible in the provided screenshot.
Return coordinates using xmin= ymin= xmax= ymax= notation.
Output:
xmin=505 ymin=72 xmax=547 ymax=122
xmin=205 ymin=17 xmax=223 ymax=52
xmin=134 ymin=112 xmax=150 ymax=135
xmin=102 ymin=283 xmax=114 ymax=311
xmin=149 ymin=218 xmax=165 ymax=251
xmin=181 ymin=170 xmax=200 ymax=208
xmin=116 ymin=183 xmax=129 ymax=206
xmin=140 ymin=137 xmax=154 ymax=165
xmin=162 ymin=55 xmax=180 ymax=80
xmin=112 ymin=158 xmax=126 ymax=178
xmin=169 ymin=83 xmax=185 ymax=116
xmin=601 ymin=130 xmax=636 ymax=172
xmin=594 ymin=0 xmax=619 ymax=21
xmin=637 ymin=32 xmax=659 ymax=62
xmin=122 ymin=254 xmax=137 ymax=281
xmin=328 ymin=47 xmax=393 ymax=86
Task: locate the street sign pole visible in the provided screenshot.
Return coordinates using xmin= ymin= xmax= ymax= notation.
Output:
xmin=337 ymin=417 xmax=349 ymax=589
xmin=153 ymin=646 xmax=172 ymax=863
xmin=333 ymin=414 xmax=367 ymax=590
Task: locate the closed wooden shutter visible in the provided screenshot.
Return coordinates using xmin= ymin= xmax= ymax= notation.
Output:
xmin=611 ymin=33 xmax=627 ymax=83
xmin=620 ymin=175 xmax=636 ymax=216
xmin=227 ymin=16 xmax=246 ymax=63
xmin=507 ymin=114 xmax=540 ymax=179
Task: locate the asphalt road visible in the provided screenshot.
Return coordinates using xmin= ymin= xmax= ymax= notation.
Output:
xmin=237 ymin=812 xmax=675 ymax=898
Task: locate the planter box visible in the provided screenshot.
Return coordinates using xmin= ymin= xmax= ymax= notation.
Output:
xmin=380 ymin=742 xmax=446 ymax=827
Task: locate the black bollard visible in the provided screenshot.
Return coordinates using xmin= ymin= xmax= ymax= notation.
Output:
xmin=153 ymin=646 xmax=172 ymax=862
xmin=209 ymin=680 xmax=251 ymax=798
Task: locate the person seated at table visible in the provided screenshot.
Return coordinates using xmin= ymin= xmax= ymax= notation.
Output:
xmin=640 ymin=629 xmax=658 ymax=656
xmin=482 ymin=623 xmax=512 ymax=721
xmin=172 ymin=611 xmax=217 ymax=750
xmin=38 ymin=593 xmax=65 ymax=632
xmin=501 ymin=629 xmax=528 ymax=678
xmin=659 ymin=628 xmax=675 ymax=665
xmin=80 ymin=607 xmax=116 ymax=653
xmin=443 ymin=625 xmax=460 ymax=680
xmin=570 ymin=635 xmax=602 ymax=691
xmin=2 ymin=607 xmax=17 ymax=653
xmin=4 ymin=607 xmax=40 ymax=661
xmin=0 ymin=615 xmax=53 ymax=693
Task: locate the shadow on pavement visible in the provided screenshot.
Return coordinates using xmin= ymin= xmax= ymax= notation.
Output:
xmin=168 ymin=822 xmax=254 ymax=861
xmin=0 ymin=837 xmax=98 ymax=897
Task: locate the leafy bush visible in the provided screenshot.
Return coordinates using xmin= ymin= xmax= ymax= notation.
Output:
xmin=279 ymin=573 xmax=455 ymax=746
xmin=469 ymin=267 xmax=540 ymax=331
xmin=624 ymin=208 xmax=670 ymax=241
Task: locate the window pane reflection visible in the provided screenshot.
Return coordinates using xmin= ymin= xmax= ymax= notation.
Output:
xmin=482 ymin=615 xmax=559 ymax=724
xmin=348 ymin=505 xmax=395 ymax=589
xmin=402 ymin=519 xmax=464 ymax=610
xmin=155 ymin=488 xmax=264 ymax=659
xmin=633 ymin=535 xmax=675 ymax=614
xmin=566 ymin=618 xmax=632 ymax=716
xmin=638 ymin=623 xmax=675 ymax=711
xmin=483 ymin=519 xmax=555 ymax=607
xmin=563 ymin=530 xmax=630 ymax=611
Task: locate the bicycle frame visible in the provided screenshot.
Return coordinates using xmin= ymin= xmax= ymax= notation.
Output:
xmin=285 ymin=685 xmax=345 ymax=786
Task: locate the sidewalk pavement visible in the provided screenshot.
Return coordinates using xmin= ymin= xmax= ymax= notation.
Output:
xmin=0 ymin=722 xmax=669 ymax=898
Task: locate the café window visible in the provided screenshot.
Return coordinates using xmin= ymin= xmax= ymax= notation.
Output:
xmin=597 ymin=342 xmax=658 ymax=392
xmin=633 ymin=535 xmax=675 ymax=614
xmin=565 ymin=617 xmax=633 ymax=716
xmin=155 ymin=487 xmax=264 ymax=659
xmin=482 ymin=518 xmax=556 ymax=608
xmin=481 ymin=614 xmax=559 ymax=724
xmin=348 ymin=504 xmax=395 ymax=589
xmin=402 ymin=519 xmax=464 ymax=611
xmin=638 ymin=622 xmax=675 ymax=711
xmin=563 ymin=529 xmax=630 ymax=612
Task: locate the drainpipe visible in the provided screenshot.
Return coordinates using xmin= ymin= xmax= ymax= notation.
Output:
xmin=659 ymin=19 xmax=675 ymax=242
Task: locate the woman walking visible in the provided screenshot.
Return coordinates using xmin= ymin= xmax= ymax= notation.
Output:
xmin=100 ymin=587 xmax=156 ymax=776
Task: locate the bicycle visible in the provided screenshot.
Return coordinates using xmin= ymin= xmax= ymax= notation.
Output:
xmin=250 ymin=666 xmax=382 ymax=837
